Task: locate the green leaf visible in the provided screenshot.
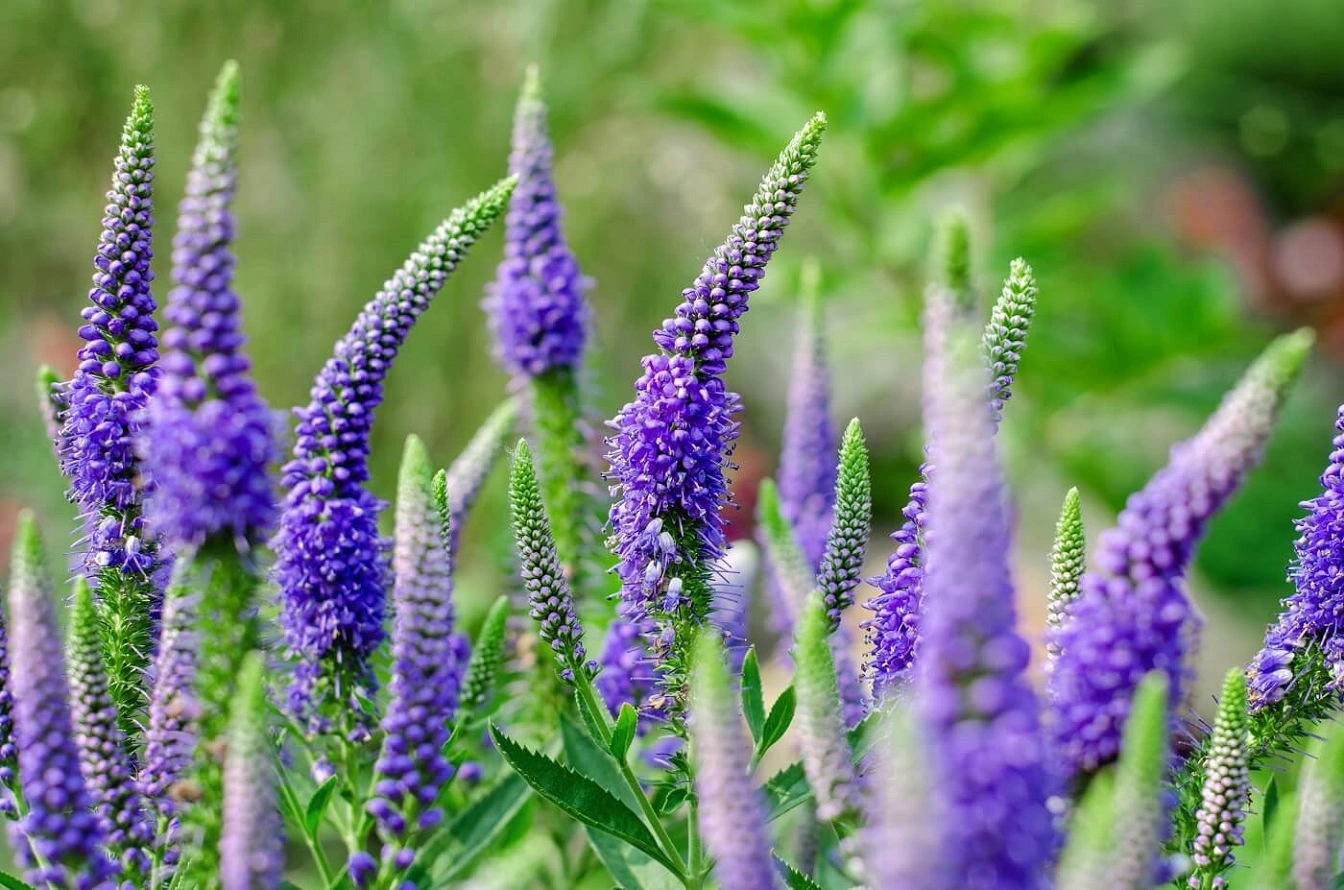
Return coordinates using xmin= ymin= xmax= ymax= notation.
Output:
xmin=741 ymin=647 xmax=765 ymax=744
xmin=1262 ymin=774 xmax=1280 ymax=849
xmin=763 ymin=761 xmax=812 ymax=822
xmin=757 ymin=685 xmax=796 ymax=758
xmin=560 ymin=712 xmax=641 ymax=812
xmin=303 ymin=775 xmax=338 ymax=839
xmin=586 ymin=826 xmax=683 ymax=890
xmin=426 ymin=772 xmax=533 ymax=882
xmin=490 ymin=724 xmax=682 ymax=878
xmin=0 ymin=873 xmax=36 ymax=890
xmin=775 ymin=855 xmax=823 ymax=890
xmin=656 ymin=785 xmax=690 ymax=816
xmin=612 ymin=703 xmax=638 ymax=761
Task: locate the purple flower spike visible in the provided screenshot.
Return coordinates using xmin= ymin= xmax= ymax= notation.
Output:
xmin=1053 ymin=329 xmax=1306 ymax=779
xmin=274 ymin=178 xmax=513 ymax=729
xmin=0 ymin=574 xmax=16 ymax=813
xmin=140 ymin=572 xmax=200 ymax=843
xmin=606 ymin=115 xmax=825 ymax=708
xmin=689 ymin=633 xmax=782 ymax=890
xmin=777 ymin=265 xmax=837 ymax=570
xmin=369 ymin=436 xmax=465 ymax=865
xmin=913 ymin=322 xmax=1056 ymax=890
xmin=5 ymin=514 xmax=116 ymax=890
xmin=485 ymin=66 xmax=590 ymax=378
xmin=219 ymin=652 xmax=284 ymax=890
xmin=1050 ymin=330 xmax=1311 ymax=779
xmin=143 ymin=61 xmax=277 ymax=548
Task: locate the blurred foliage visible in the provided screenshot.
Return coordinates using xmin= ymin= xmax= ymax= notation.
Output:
xmin=1 ymin=0 xmax=1342 ymax=633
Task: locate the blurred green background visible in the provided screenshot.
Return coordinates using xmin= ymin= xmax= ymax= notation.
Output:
xmin=3 ymin=0 xmax=1344 ymax=709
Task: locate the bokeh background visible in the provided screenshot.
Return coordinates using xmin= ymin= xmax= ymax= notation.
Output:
xmin=3 ymin=0 xmax=1344 ymax=714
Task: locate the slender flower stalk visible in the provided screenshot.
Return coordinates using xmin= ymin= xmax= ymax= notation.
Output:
xmin=1049 ymin=330 xmax=1312 ymax=779
xmin=368 ymin=436 xmax=464 ymax=870
xmin=793 ymin=595 xmax=860 ymax=825
xmin=5 ymin=513 xmax=115 ymax=889
xmin=912 ymin=322 xmax=1055 ymax=889
xmin=509 ymin=439 xmax=589 ymax=682
xmin=66 ymin=578 xmax=152 ymax=879
xmin=58 ymin=85 xmax=165 ymax=735
xmin=275 ymin=178 xmax=513 ymax=730
xmin=444 ymin=399 xmax=516 ymax=558
xmin=606 ymin=114 xmax=825 ymax=721
xmin=689 ymin=632 xmax=782 ymax=890
xmin=219 ymin=652 xmax=284 ymax=890
xmin=1045 ymin=486 xmax=1085 ymax=669
xmin=816 ymin=418 xmax=871 ymax=630
xmin=1188 ymin=670 xmax=1250 ymax=890
xmin=862 ymin=257 xmax=1038 ymax=694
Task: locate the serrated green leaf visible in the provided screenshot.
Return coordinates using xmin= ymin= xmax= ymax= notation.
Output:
xmin=1262 ymin=774 xmax=1280 ymax=848
xmin=304 ymin=775 xmax=338 ymax=839
xmin=775 ymin=855 xmax=823 ymax=890
xmin=0 ymin=873 xmax=36 ymax=890
xmin=490 ymin=724 xmax=682 ymax=878
xmin=612 ymin=703 xmax=639 ymax=761
xmin=426 ymin=772 xmax=532 ymax=882
xmin=741 ymin=647 xmax=765 ymax=744
xmin=560 ymin=712 xmax=641 ymax=812
xmin=763 ymin=761 xmax=811 ymax=822
xmin=656 ymin=784 xmax=690 ymax=816
xmin=586 ymin=826 xmax=683 ymax=890
xmin=757 ymin=685 xmax=796 ymax=758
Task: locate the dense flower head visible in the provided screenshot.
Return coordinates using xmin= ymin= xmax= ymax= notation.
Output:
xmin=509 ymin=440 xmax=588 ymax=681
xmin=0 ymin=580 xmax=15 ymax=811
xmin=756 ymin=477 xmax=816 ymax=629
xmin=485 ymin=67 xmax=590 ymax=378
xmin=66 ymin=579 xmax=152 ymax=877
xmin=913 ymin=324 xmax=1055 ymax=890
xmin=607 ymin=113 xmax=825 ymax=618
xmin=816 ymin=418 xmax=871 ymax=629
xmin=5 ymin=514 xmax=115 ymax=890
xmin=596 ymin=605 xmax=660 ymax=719
xmin=981 ymin=259 xmax=1037 ymax=424
xmin=777 ymin=273 xmax=836 ymax=569
xmin=1189 ymin=670 xmax=1250 ymax=889
xmin=1045 ymin=486 xmax=1085 ymax=668
xmin=219 ymin=652 xmax=285 ymax=890
xmin=862 ymin=707 xmax=947 ymax=890
xmin=711 ymin=541 xmax=759 ymax=672
xmin=139 ymin=574 xmax=200 ymax=842
xmin=59 ymin=85 xmax=164 ymax=584
xmin=793 ymin=596 xmax=861 ymax=824
xmin=275 ymin=178 xmax=513 ymax=726
xmin=143 ymin=61 xmax=276 ymax=547
xmin=1049 ymin=330 xmax=1311 ymax=778
xmin=689 ymin=633 xmax=782 ymax=890
xmin=369 ymin=436 xmax=465 ymax=856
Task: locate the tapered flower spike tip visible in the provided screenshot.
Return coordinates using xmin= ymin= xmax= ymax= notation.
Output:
xmin=508 ymin=438 xmax=587 ymax=681
xmin=689 ymin=632 xmax=782 ymax=890
xmin=1110 ymin=671 xmax=1171 ymax=890
xmin=793 ymin=594 xmax=860 ymax=824
xmin=816 ymin=418 xmax=871 ymax=630
xmin=1292 ymin=718 xmax=1344 ymax=890
xmin=219 ymin=651 xmax=284 ymax=890
xmin=1057 ymin=772 xmax=1117 ymax=890
xmin=35 ymin=365 xmax=64 ymax=444
xmin=935 ymin=211 xmax=972 ymax=308
xmin=444 ymin=398 xmax=516 ymax=557
xmin=459 ymin=595 xmax=510 ymax=715
xmin=1045 ymin=486 xmax=1085 ymax=666
xmin=756 ymin=478 xmax=814 ymax=625
xmin=1189 ymin=668 xmax=1250 ymax=889
xmin=982 ymin=258 xmax=1038 ymax=424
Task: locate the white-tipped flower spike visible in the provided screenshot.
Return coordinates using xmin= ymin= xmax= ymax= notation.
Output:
xmin=1111 ymin=672 xmax=1173 ymax=890
xmin=1045 ymin=486 xmax=1085 ymax=670
xmin=1291 ymin=718 xmax=1344 ymax=890
xmin=815 ymin=419 xmax=872 ymax=631
xmin=219 ymin=652 xmax=283 ymax=890
xmin=793 ymin=595 xmax=861 ymax=825
xmin=690 ymin=633 xmax=781 ymax=890
xmin=1188 ymin=670 xmax=1250 ymax=889
xmin=981 ymin=258 xmax=1038 ymax=424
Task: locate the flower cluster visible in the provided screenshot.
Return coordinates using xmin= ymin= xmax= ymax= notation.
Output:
xmin=274 ymin=178 xmax=513 ymax=726
xmin=1188 ymin=670 xmax=1250 ymax=889
xmin=219 ymin=653 xmax=285 ymax=890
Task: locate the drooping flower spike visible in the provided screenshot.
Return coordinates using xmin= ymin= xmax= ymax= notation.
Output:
xmin=219 ymin=652 xmax=284 ymax=890
xmin=1049 ymin=330 xmax=1312 ymax=779
xmin=862 ymin=256 xmax=1039 ymax=694
xmin=58 ymin=85 xmax=165 ymax=731
xmin=1045 ymin=486 xmax=1085 ymax=670
xmin=689 ymin=632 xmax=782 ymax=890
xmin=5 ymin=513 xmax=115 ymax=890
xmin=368 ymin=435 xmax=464 ymax=866
xmin=275 ymin=177 xmax=514 ymax=729
xmin=606 ymin=114 xmax=825 ymax=714
xmin=1187 ymin=669 xmax=1251 ymax=889
xmin=142 ymin=60 xmax=277 ymax=550
xmin=911 ymin=319 xmax=1056 ymax=889
xmin=66 ymin=578 xmax=152 ymax=879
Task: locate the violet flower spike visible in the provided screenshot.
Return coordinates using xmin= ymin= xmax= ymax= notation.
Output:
xmin=861 ymin=707 xmax=947 ymax=890
xmin=368 ymin=436 xmax=464 ymax=863
xmin=219 ymin=652 xmax=284 ymax=890
xmin=5 ymin=513 xmax=115 ymax=890
xmin=142 ymin=60 xmax=277 ymax=549
xmin=274 ymin=177 xmax=513 ymax=729
xmin=1049 ymin=330 xmax=1311 ymax=778
xmin=605 ymin=114 xmax=826 ymax=697
xmin=0 ymin=575 xmax=16 ymax=815
xmin=689 ymin=632 xmax=782 ymax=890
xmin=912 ymin=322 xmax=1055 ymax=889
xmin=1188 ymin=670 xmax=1250 ymax=889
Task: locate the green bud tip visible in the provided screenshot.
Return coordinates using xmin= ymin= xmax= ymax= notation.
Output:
xmin=936 ymin=211 xmax=972 ymax=299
